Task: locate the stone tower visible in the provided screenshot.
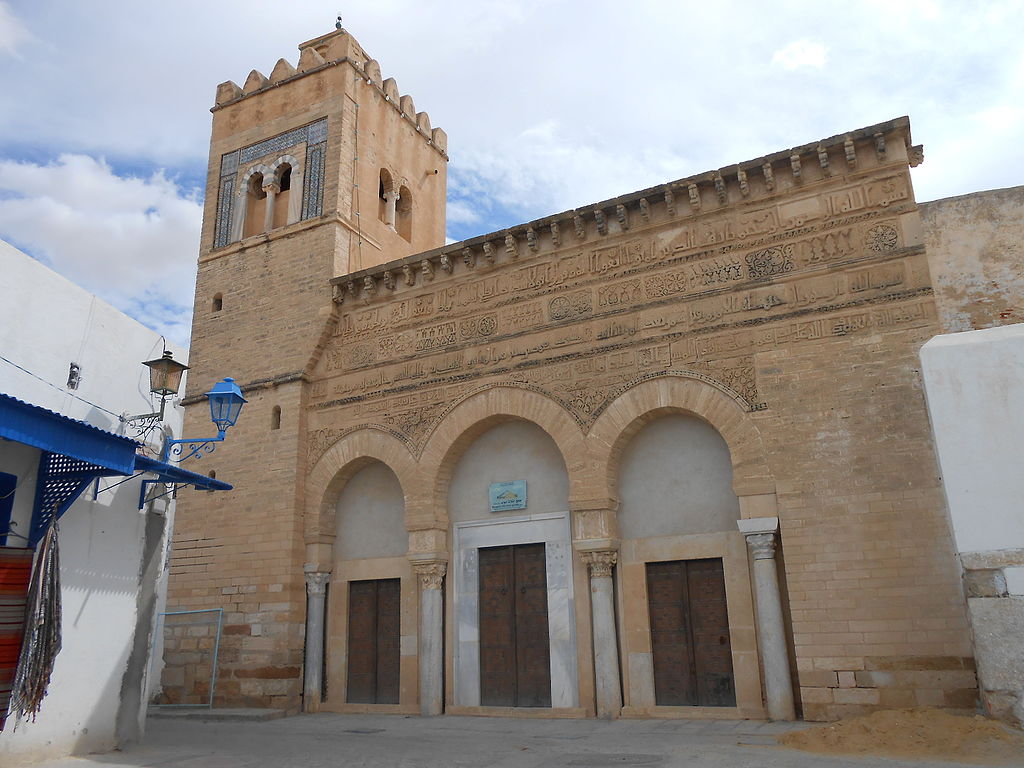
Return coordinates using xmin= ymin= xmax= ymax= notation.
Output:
xmin=163 ymin=25 xmax=447 ymax=709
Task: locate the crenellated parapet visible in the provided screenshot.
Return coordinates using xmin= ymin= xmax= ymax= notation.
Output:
xmin=330 ymin=117 xmax=921 ymax=303
xmin=211 ymin=26 xmax=447 ymax=158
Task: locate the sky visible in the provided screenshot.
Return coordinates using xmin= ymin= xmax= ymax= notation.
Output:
xmin=1 ymin=0 xmax=1022 ymax=346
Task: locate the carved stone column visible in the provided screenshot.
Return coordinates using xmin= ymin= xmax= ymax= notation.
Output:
xmin=303 ymin=569 xmax=330 ymax=712
xmin=413 ymin=561 xmax=447 ymax=716
xmin=383 ymin=190 xmax=398 ymax=228
xmin=262 ymin=181 xmax=280 ymax=232
xmin=739 ymin=517 xmax=796 ymax=721
xmin=582 ymin=550 xmax=622 ymax=719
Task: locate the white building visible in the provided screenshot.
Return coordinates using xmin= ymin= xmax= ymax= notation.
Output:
xmin=0 ymin=240 xmax=227 ymax=765
xmin=921 ymin=324 xmax=1024 ymax=726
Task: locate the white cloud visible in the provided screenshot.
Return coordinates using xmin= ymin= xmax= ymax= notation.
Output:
xmin=0 ymin=0 xmax=1022 ymax=292
xmin=0 ymin=155 xmax=201 ymax=345
xmin=771 ymin=39 xmax=828 ymax=71
xmin=0 ymin=1 xmax=30 ymax=56
xmin=445 ymin=200 xmax=482 ymax=226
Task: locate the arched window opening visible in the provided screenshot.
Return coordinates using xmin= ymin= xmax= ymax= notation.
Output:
xmin=273 ymin=165 xmax=292 ymax=229
xmin=396 ymin=185 xmax=412 ymax=242
xmin=212 ymin=293 xmax=223 ymax=312
xmin=243 ymin=172 xmax=267 ymax=239
xmin=271 ymin=405 xmax=282 ymax=430
xmin=378 ymin=168 xmax=395 ymax=225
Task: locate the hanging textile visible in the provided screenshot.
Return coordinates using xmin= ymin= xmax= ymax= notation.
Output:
xmin=0 ymin=546 xmax=33 ymax=731
xmin=8 ymin=519 xmax=61 ymax=727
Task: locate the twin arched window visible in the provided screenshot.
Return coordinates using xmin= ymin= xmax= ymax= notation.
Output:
xmin=239 ymin=157 xmax=298 ymax=239
xmin=378 ymin=168 xmax=412 ymax=242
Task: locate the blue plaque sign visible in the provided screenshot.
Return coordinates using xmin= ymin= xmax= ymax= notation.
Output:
xmin=489 ymin=480 xmax=527 ymax=512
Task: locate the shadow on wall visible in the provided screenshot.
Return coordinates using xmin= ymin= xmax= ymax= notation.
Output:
xmin=0 ymin=480 xmax=159 ymax=765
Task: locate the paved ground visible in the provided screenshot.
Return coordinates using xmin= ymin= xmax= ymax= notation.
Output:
xmin=33 ymin=712 xmax=1006 ymax=768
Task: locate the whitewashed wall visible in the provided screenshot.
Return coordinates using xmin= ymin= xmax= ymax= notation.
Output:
xmin=920 ymin=323 xmax=1024 ymax=726
xmin=0 ymin=240 xmax=186 ymax=765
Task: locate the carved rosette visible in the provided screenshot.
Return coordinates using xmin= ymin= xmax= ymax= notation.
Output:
xmin=305 ymin=571 xmax=330 ymax=595
xmin=745 ymin=532 xmax=777 ymax=560
xmin=582 ymin=550 xmax=618 ymax=579
xmin=413 ymin=561 xmax=448 ymax=590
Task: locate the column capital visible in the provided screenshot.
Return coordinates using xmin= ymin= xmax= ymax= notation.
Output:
xmin=745 ymin=531 xmax=777 ymax=560
xmin=262 ymin=181 xmax=281 ymax=195
xmin=304 ymin=571 xmax=330 ymax=594
xmin=413 ymin=561 xmax=447 ymax=590
xmin=581 ymin=550 xmax=618 ymax=579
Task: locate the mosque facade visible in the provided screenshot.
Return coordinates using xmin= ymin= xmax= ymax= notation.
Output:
xmin=162 ymin=26 xmax=1023 ymax=722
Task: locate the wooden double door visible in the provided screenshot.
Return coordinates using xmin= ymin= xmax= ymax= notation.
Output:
xmin=478 ymin=543 xmax=552 ymax=707
xmin=346 ymin=578 xmax=400 ymax=704
xmin=646 ymin=558 xmax=736 ymax=707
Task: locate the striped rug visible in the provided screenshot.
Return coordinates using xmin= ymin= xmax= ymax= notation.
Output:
xmin=0 ymin=547 xmax=33 ymax=731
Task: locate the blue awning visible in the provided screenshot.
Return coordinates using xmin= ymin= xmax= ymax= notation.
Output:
xmin=1 ymin=392 xmax=233 ymax=545
xmin=134 ymin=455 xmax=232 ymax=491
xmin=0 ymin=394 xmax=137 ymax=474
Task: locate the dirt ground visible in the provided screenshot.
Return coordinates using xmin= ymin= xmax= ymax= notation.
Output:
xmin=778 ymin=708 xmax=1024 ymax=765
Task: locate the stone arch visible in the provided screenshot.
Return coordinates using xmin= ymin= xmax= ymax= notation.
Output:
xmin=236 ymin=163 xmax=272 ymax=239
xmin=239 ymin=163 xmax=272 ymax=189
xmin=589 ymin=374 xmax=774 ymax=505
xmin=418 ymin=385 xmax=590 ymax=526
xmin=269 ymin=153 xmax=299 ymax=176
xmin=304 ymin=427 xmax=420 ymax=569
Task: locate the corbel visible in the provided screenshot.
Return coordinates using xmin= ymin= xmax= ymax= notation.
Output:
xmin=504 ymin=234 xmax=519 ymax=258
xmin=525 ymin=228 xmax=538 ymax=253
xmin=463 ymin=247 xmax=477 ymax=268
xmin=664 ymin=187 xmax=676 ymax=216
xmin=844 ymin=136 xmax=857 ymax=169
xmin=638 ymin=197 xmax=651 ymax=222
xmin=688 ymin=184 xmax=701 ymax=211
xmin=402 ymin=264 xmax=415 ymax=287
xmin=762 ymin=162 xmax=775 ymax=192
xmin=573 ymin=215 xmax=586 ymax=240
xmin=439 ymin=253 xmax=453 ymax=273
xmin=790 ymin=154 xmax=802 ymax=183
xmin=817 ymin=145 xmax=830 ymax=177
xmin=874 ymin=132 xmax=886 ymax=161
xmin=713 ymin=172 xmax=727 ymax=204
xmin=615 ymin=204 xmax=629 ymax=230
xmin=550 ymin=221 xmax=561 ymax=247
xmin=420 ymin=259 xmax=434 ymax=281
xmin=594 ymin=209 xmax=608 ymax=236
xmin=381 ymin=270 xmax=396 ymax=290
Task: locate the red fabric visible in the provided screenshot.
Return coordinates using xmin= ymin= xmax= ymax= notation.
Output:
xmin=0 ymin=547 xmax=33 ymax=730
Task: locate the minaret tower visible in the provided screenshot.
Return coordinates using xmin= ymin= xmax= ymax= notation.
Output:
xmin=163 ymin=24 xmax=447 ymax=709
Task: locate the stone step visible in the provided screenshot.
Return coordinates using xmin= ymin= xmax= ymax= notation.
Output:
xmin=148 ymin=707 xmax=287 ymax=722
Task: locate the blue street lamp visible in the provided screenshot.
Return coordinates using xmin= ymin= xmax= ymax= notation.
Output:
xmin=162 ymin=377 xmax=248 ymax=462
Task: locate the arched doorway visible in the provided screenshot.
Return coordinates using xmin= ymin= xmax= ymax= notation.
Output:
xmin=324 ymin=460 xmax=414 ymax=711
xmin=445 ymin=420 xmax=579 ymax=711
xmin=615 ymin=413 xmax=761 ymax=717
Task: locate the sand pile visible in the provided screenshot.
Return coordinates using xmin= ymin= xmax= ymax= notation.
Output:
xmin=778 ymin=708 xmax=1024 ymax=765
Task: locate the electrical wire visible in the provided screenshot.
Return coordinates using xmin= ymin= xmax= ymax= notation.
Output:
xmin=0 ymin=353 xmax=123 ymax=421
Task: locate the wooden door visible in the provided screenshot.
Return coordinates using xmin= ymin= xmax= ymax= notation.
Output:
xmin=646 ymin=558 xmax=735 ymax=707
xmin=479 ymin=543 xmax=551 ymax=707
xmin=346 ymin=578 xmax=400 ymax=704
